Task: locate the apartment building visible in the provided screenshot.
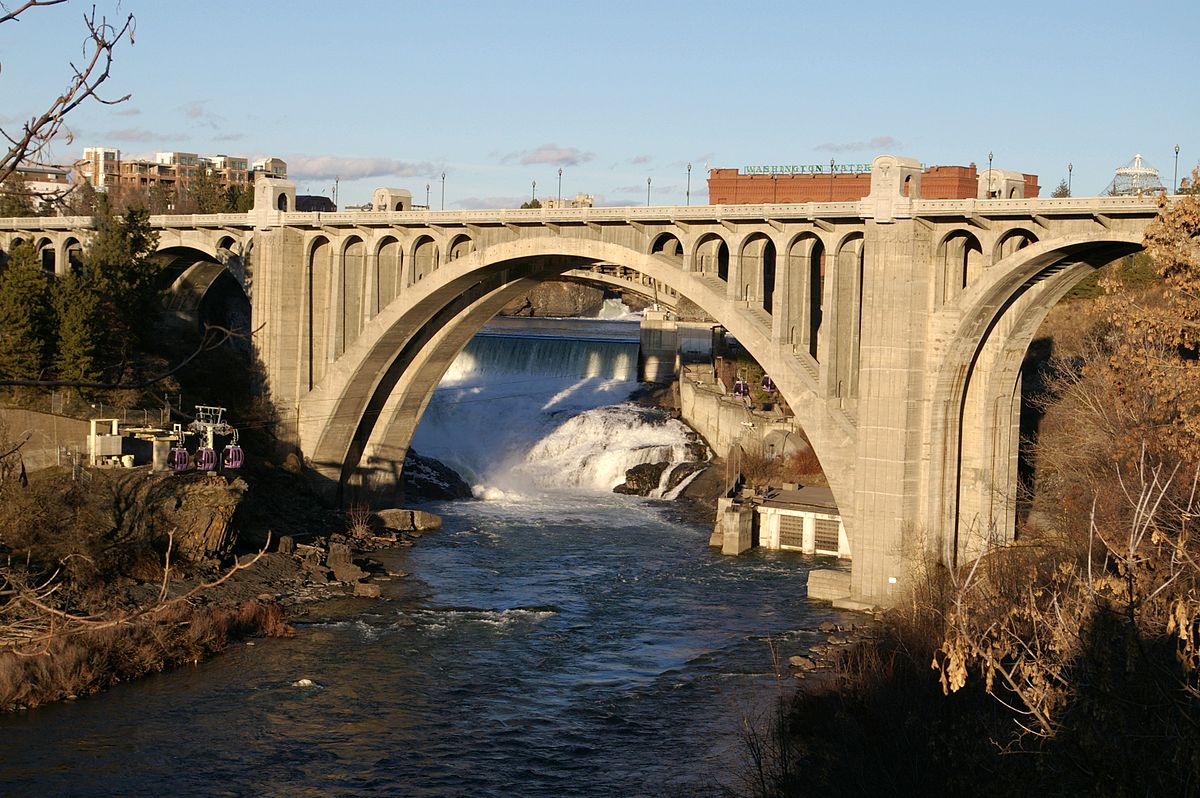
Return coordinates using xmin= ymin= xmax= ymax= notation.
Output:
xmin=74 ymin=148 xmax=285 ymax=195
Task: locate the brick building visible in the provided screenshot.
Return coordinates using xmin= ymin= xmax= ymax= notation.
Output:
xmin=707 ymin=162 xmax=1039 ymax=204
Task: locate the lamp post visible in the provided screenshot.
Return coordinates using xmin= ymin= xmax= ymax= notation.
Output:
xmin=686 ymin=162 xmax=692 ymax=206
xmin=646 ymin=177 xmax=652 ymax=206
xmin=1067 ymin=162 xmax=1073 ymax=196
xmin=557 ymin=167 xmax=562 ymax=204
xmin=1174 ymin=144 xmax=1180 ymax=194
xmin=987 ymin=151 xmax=994 ymax=197
xmin=425 ymin=183 xmax=430 ymax=208
xmin=828 ymin=158 xmax=835 ymax=201
xmin=440 ymin=171 xmax=446 ymax=210
xmin=531 ymin=179 xmax=537 ymax=205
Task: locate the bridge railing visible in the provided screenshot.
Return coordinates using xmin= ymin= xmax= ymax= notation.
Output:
xmin=0 ymin=194 xmax=1167 ymax=233
xmin=910 ymin=195 xmax=1162 ymax=217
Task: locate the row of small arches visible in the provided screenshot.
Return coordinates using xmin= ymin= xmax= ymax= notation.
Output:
xmin=302 ymin=232 xmax=476 ymax=390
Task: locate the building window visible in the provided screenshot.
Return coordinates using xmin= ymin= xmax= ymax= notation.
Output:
xmin=814 ymin=518 xmax=839 ymax=552
xmin=779 ymin=515 xmax=805 ymax=549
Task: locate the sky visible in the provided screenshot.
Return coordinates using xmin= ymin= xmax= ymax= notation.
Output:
xmin=0 ymin=0 xmax=1197 ymax=208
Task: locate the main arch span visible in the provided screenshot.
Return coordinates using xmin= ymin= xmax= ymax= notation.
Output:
xmin=0 ymin=156 xmax=1165 ymax=606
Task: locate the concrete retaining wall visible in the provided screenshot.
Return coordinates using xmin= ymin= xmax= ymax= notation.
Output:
xmin=677 ymin=364 xmax=795 ymax=459
xmin=0 ymin=407 xmax=90 ymax=471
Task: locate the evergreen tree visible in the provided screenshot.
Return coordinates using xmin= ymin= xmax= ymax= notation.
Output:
xmin=226 ymin=184 xmax=254 ymax=212
xmin=1050 ymin=179 xmax=1070 ymax=198
xmin=0 ymin=173 xmax=36 ymax=217
xmin=0 ymin=242 xmax=54 ymax=379
xmin=184 ymin=168 xmax=225 ymax=214
xmin=72 ymin=197 xmax=161 ymax=379
xmin=64 ymin=181 xmax=98 ymax=217
xmin=51 ymin=272 xmax=104 ymax=385
xmin=85 ymin=197 xmax=160 ymax=303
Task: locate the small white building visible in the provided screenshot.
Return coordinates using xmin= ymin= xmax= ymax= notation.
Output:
xmin=540 ymin=192 xmax=594 ymax=209
xmin=756 ymin=485 xmax=850 ymax=558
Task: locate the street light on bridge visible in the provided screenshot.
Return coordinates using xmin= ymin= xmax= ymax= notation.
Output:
xmin=987 ymin=151 xmax=994 ymax=198
xmin=646 ymin=177 xmax=652 ymax=206
xmin=1067 ymin=162 xmax=1073 ymax=196
xmin=425 ymin=183 xmax=430 ymax=208
xmin=531 ymin=179 xmax=537 ymax=205
xmin=557 ymin=167 xmax=562 ymax=204
xmin=686 ymin=163 xmax=692 ymax=206
xmin=440 ymin=172 xmax=446 ymax=210
xmin=1174 ymin=144 xmax=1180 ymax=194
xmin=828 ymin=158 xmax=835 ymax=201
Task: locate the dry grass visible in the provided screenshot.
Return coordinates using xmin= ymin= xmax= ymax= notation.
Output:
xmin=739 ymin=449 xmax=825 ymax=490
xmin=0 ymin=599 xmax=290 ymax=711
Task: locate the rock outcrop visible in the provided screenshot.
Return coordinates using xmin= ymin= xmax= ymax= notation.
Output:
xmin=499 ymin=280 xmax=606 ymax=318
xmin=402 ymin=449 xmax=472 ymax=501
xmin=120 ymin=472 xmax=247 ymax=562
xmin=613 ymin=462 xmax=671 ymax=495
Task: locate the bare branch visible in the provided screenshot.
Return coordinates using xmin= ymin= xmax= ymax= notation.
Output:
xmin=0 ymin=4 xmax=134 ymax=182
xmin=0 ymin=1 xmax=68 ymax=26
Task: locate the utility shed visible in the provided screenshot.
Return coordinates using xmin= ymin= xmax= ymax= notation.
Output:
xmin=756 ymin=486 xmax=850 ymax=558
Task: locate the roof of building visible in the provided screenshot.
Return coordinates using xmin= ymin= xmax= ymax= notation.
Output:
xmin=758 ymin=485 xmax=839 ymax=515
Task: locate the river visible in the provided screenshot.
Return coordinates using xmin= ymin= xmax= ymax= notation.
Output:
xmin=0 ymin=312 xmax=853 ymax=797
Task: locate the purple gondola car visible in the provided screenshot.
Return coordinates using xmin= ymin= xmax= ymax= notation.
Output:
xmin=224 ymin=445 xmax=244 ymax=470
xmin=196 ymin=447 xmax=217 ymax=472
xmin=732 ymin=379 xmax=750 ymax=398
xmin=168 ymin=445 xmax=190 ymax=472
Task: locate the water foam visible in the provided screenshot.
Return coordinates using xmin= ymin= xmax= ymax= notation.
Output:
xmin=411 ymin=320 xmax=702 ymax=499
xmin=592 ymin=298 xmax=642 ymax=321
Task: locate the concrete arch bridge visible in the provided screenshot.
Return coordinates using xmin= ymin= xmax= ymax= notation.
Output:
xmin=0 ymin=157 xmax=1164 ymax=606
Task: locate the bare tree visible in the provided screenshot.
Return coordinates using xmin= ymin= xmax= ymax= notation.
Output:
xmin=0 ymin=1 xmax=135 ymax=199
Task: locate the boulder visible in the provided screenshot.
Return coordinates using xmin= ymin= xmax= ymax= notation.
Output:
xmin=613 ymin=462 xmax=670 ymax=496
xmin=327 ymin=542 xmax=367 ymax=583
xmin=788 ymin=655 xmax=817 ymax=670
xmin=374 ymin=508 xmax=443 ymax=532
xmin=353 ymin=582 xmax=382 ymax=598
xmin=663 ymin=462 xmax=709 ymax=494
xmin=818 ymin=621 xmax=837 ymax=633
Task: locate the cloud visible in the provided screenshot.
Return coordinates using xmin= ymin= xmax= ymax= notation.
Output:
xmin=629 ymin=154 xmax=652 ymax=165
xmin=178 ymin=101 xmax=225 ymax=130
xmin=212 ymin=132 xmax=245 ymax=143
xmin=102 ymin=127 xmax=172 ymax=143
xmin=113 ymin=107 xmax=141 ymax=117
xmin=286 ymin=154 xmax=443 ymax=181
xmin=503 ymin=143 xmax=594 ymax=167
xmin=814 ymin=135 xmax=898 ymax=154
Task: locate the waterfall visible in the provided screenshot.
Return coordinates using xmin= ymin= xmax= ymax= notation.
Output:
xmin=444 ymin=331 xmax=638 ymax=382
xmin=411 ymin=319 xmax=704 ymax=500
xmin=592 ymin=298 xmax=641 ymax=320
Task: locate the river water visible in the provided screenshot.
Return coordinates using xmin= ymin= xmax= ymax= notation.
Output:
xmin=0 ymin=314 xmax=853 ymax=797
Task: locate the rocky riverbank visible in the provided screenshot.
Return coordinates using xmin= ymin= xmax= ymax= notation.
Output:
xmin=0 ymin=455 xmax=451 ymax=712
